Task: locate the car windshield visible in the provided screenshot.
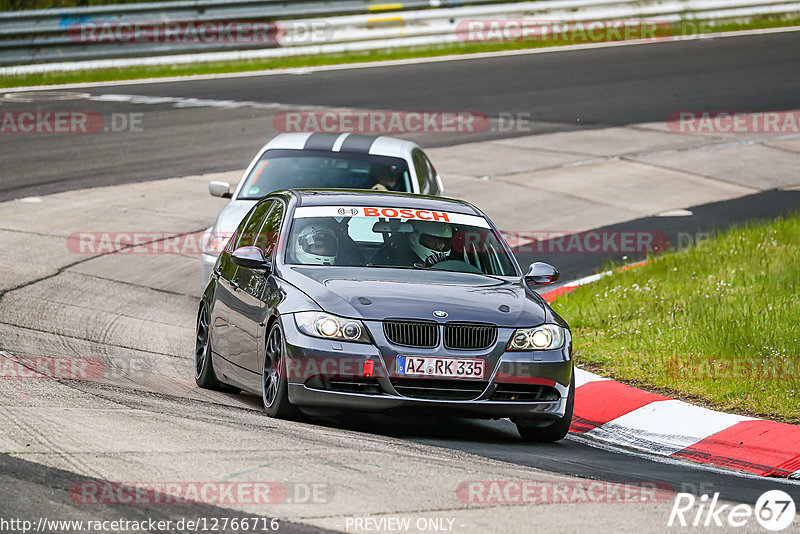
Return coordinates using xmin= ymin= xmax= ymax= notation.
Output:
xmin=285 ymin=205 xmax=518 ymax=277
xmin=237 ymin=149 xmax=412 ymax=200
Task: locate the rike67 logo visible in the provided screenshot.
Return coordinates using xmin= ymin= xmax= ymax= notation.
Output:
xmin=669 ymin=490 xmax=796 ymax=531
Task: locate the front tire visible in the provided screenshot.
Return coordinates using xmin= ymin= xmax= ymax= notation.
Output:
xmin=516 ymin=373 xmax=575 ymax=443
xmin=195 ymin=304 xmax=222 ymax=390
xmin=262 ymin=321 xmax=302 ymax=420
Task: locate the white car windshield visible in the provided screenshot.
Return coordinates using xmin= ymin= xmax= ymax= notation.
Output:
xmin=237 ymin=150 xmax=412 ymax=200
xmin=285 ymin=205 xmax=518 ymax=276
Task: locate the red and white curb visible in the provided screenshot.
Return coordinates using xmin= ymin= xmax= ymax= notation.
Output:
xmin=539 ymin=260 xmax=648 ymax=303
xmin=538 ymin=263 xmax=800 ymax=479
xmin=571 ymin=369 xmax=800 ymax=479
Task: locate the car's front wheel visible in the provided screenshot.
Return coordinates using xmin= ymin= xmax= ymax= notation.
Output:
xmin=195 ymin=304 xmax=222 ymax=390
xmin=262 ymin=321 xmax=301 ymax=420
xmin=515 ymin=373 xmax=575 ymax=443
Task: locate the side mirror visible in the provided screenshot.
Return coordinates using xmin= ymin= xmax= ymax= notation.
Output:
xmin=231 ymin=246 xmax=271 ymax=271
xmin=525 ymin=262 xmax=559 ymax=285
xmin=209 ymin=181 xmax=232 ymax=199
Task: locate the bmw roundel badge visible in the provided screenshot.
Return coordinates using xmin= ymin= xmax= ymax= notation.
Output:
xmin=433 ymin=310 xmax=448 ymax=318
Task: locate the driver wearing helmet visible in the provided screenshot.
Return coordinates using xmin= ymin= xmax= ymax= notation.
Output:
xmin=409 ymin=221 xmax=452 ymax=266
xmin=295 ymin=222 xmax=339 ymax=265
xmin=369 ymin=220 xmax=453 ymax=267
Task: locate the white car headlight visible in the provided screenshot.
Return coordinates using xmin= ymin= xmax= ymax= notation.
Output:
xmin=202 ymin=230 xmax=230 ymax=257
xmin=294 ymin=312 xmax=371 ymax=344
xmin=507 ymin=324 xmax=565 ymax=351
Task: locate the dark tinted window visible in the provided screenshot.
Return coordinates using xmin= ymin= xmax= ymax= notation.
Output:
xmin=237 ymin=150 xmax=412 ymax=199
xmin=256 ymin=201 xmax=285 ymax=258
xmin=234 ymin=200 xmax=274 ymax=249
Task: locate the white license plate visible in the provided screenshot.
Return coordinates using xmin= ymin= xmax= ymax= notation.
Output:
xmin=396 ymin=356 xmax=485 ymax=379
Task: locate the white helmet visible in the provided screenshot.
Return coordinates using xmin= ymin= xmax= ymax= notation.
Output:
xmin=295 ymin=222 xmax=338 ymax=265
xmin=410 ymin=221 xmax=452 ymax=265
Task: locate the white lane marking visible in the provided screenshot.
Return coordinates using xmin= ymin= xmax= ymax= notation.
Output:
xmin=2 ymin=91 xmax=91 ymax=102
xmin=18 ymin=197 xmax=43 ymax=203
xmin=656 ymin=208 xmax=694 ymax=217
xmin=1 ymin=25 xmax=799 ymax=93
xmin=585 ymin=399 xmax=754 ymax=456
xmin=86 ymin=93 xmax=334 ymax=111
xmin=543 ymin=258 xmax=651 ymax=298
xmin=554 ymin=270 xmax=613 ymax=292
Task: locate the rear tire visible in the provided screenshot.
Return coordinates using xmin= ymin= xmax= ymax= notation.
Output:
xmin=516 ymin=373 xmax=575 ymax=443
xmin=262 ymin=321 xmax=302 ymax=420
xmin=195 ymin=304 xmax=221 ymax=390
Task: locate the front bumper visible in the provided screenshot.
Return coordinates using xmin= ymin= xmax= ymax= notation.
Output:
xmin=281 ymin=315 xmax=573 ymax=420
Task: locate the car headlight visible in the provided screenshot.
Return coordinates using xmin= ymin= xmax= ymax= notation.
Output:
xmin=202 ymin=230 xmax=230 ymax=257
xmin=507 ymin=324 xmax=565 ymax=351
xmin=294 ymin=312 xmax=371 ymax=344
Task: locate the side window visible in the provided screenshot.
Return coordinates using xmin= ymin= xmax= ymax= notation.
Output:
xmin=255 ymin=201 xmax=285 ymax=258
xmin=236 ymin=200 xmax=275 ymax=249
xmin=424 ymin=154 xmax=440 ymax=195
xmin=412 ymin=149 xmax=430 ymax=195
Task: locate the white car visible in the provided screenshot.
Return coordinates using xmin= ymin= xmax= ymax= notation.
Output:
xmin=201 ymin=133 xmax=445 ymax=282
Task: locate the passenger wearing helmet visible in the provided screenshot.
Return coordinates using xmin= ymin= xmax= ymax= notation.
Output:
xmin=295 ymin=222 xmax=339 ymax=265
xmin=410 ymin=221 xmax=452 ymax=266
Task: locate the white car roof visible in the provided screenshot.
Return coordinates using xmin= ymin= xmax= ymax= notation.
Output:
xmin=264 ymin=133 xmax=418 ymax=158
xmin=228 ymin=133 xmax=425 ymax=208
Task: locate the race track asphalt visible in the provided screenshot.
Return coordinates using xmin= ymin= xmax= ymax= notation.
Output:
xmin=1 ymin=30 xmax=800 ymax=201
xmin=2 ymin=30 xmax=800 ymax=532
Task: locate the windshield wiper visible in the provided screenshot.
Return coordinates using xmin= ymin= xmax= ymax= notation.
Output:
xmin=364 ymin=264 xmax=418 ymax=270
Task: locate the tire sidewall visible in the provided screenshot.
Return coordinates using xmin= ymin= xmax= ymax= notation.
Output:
xmin=263 ymin=321 xmax=292 ymax=417
xmin=195 ymin=304 xmax=219 ymax=388
xmin=516 ymin=370 xmax=575 ymax=442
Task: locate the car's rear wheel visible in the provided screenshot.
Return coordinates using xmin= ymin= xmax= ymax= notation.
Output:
xmin=515 ymin=373 xmax=575 ymax=443
xmin=195 ymin=304 xmax=221 ymax=390
xmin=262 ymin=321 xmax=302 ymax=420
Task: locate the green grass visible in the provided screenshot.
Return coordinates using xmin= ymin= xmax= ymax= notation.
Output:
xmin=553 ymin=215 xmax=800 ymax=423
xmin=2 ymin=15 xmax=800 ymax=89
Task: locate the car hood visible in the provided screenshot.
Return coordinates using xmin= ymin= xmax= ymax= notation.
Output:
xmin=212 ymin=199 xmax=257 ymax=235
xmin=282 ymin=266 xmax=549 ymax=327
